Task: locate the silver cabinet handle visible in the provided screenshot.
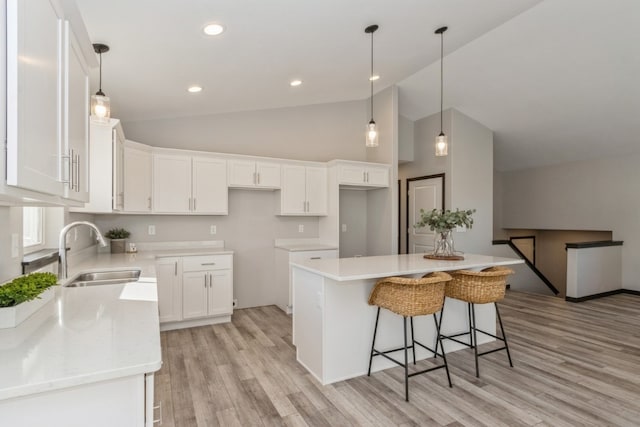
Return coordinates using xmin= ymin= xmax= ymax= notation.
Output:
xmin=174 ymin=262 xmax=177 ymax=276
xmin=310 ymin=257 xmax=321 ymax=260
xmin=201 ymin=262 xmax=216 ymax=266
xmin=204 ymin=273 xmax=208 ymax=288
xmin=75 ymin=153 xmax=80 ymax=191
xmin=193 ymin=198 xmax=197 ymax=211
xmin=257 ymin=172 xmax=260 ymax=185
xmin=209 ymin=273 xmax=213 ymax=288
xmin=148 ymin=197 xmax=152 ymax=209
xmin=253 ymin=171 xmax=257 ymax=185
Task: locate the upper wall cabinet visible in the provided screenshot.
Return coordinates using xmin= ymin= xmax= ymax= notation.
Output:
xmin=123 ymin=141 xmax=152 ymax=213
xmin=228 ymin=159 xmax=280 ymax=189
xmin=279 ymin=165 xmax=327 ymax=216
xmin=70 ymin=120 xmax=124 ymax=213
xmin=5 ymin=0 xmax=95 ymax=201
xmin=335 ymin=161 xmax=390 ymax=188
xmin=153 ymin=151 xmax=228 ymax=215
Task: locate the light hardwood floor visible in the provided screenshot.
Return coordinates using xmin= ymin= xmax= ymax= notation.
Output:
xmin=155 ymin=291 xmax=640 ymax=426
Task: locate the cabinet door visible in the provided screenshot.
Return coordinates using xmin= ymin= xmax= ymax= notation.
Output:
xmin=182 ymin=272 xmax=209 ymax=319
xmin=112 ymin=130 xmax=125 ymax=211
xmin=156 ymin=257 xmax=182 ymax=323
xmin=207 ymin=270 xmax=232 ymax=316
xmin=123 ymin=145 xmax=152 ymax=212
xmin=192 ymin=157 xmax=227 ymax=214
xmin=366 ymin=166 xmax=389 ymax=187
xmin=280 ymin=165 xmax=307 ymax=215
xmin=153 ymin=153 xmax=191 ymax=213
xmin=337 ymin=165 xmax=366 ymax=185
xmin=63 ymin=22 xmax=89 ymax=202
xmin=256 ymin=162 xmax=281 ymax=188
xmin=6 ymin=0 xmax=65 ymax=196
xmin=305 ymin=167 xmax=327 ymax=215
xmin=227 ymin=159 xmax=256 ymax=187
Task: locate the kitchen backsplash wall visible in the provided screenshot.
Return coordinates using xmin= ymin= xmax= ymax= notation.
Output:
xmin=0 ymin=207 xmax=23 ymax=283
xmin=85 ymin=190 xmax=319 ymax=309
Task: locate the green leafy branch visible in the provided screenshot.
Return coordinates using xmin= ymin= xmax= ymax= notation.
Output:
xmin=0 ymin=272 xmax=58 ymax=308
xmin=414 ymin=208 xmax=476 ymax=232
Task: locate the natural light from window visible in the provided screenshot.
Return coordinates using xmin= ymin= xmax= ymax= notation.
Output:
xmin=23 ymin=206 xmax=44 ymax=250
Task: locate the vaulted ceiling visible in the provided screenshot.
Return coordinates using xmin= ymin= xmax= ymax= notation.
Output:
xmin=76 ymin=0 xmax=640 ymax=171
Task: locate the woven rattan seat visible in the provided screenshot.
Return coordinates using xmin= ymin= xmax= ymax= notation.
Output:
xmin=367 ymin=272 xmax=453 ymax=401
xmin=440 ymin=266 xmax=515 ymax=377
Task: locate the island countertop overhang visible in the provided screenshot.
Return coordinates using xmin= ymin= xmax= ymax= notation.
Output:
xmin=291 ymin=253 xmax=524 ymax=282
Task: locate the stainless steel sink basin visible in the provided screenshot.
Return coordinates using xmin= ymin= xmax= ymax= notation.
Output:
xmin=65 ymin=269 xmax=141 ymax=287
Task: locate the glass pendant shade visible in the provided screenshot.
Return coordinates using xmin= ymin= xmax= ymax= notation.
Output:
xmin=91 ymin=93 xmax=110 ymax=124
xmin=435 ymin=132 xmax=448 ymax=156
xmin=366 ymin=120 xmax=379 ymax=147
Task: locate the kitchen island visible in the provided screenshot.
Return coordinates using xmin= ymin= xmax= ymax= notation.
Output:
xmin=291 ymin=253 xmax=523 ymax=385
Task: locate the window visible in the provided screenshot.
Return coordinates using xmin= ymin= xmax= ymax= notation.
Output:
xmin=23 ymin=207 xmax=44 ymax=251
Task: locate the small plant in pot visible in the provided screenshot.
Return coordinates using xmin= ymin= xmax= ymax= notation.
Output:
xmin=104 ymin=228 xmax=131 ymax=254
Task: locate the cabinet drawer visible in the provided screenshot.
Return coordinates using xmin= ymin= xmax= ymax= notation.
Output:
xmin=182 ymin=255 xmax=231 ymax=272
xmin=290 ymin=249 xmax=338 ymax=262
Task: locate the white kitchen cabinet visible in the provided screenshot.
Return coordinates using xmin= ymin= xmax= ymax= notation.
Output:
xmin=279 ymin=165 xmax=327 ymax=216
xmin=336 ymin=161 xmax=390 ymax=188
xmin=228 ymin=159 xmax=280 ymax=189
xmin=5 ymin=0 xmax=96 ymax=202
xmin=182 ymin=254 xmax=233 ymax=320
xmin=123 ymin=141 xmax=152 ymax=212
xmin=156 ymin=257 xmax=182 ymax=323
xmin=63 ymin=21 xmax=90 ymax=202
xmin=70 ymin=120 xmax=125 ymax=213
xmin=6 ymin=0 xmax=65 ymax=197
xmin=275 ymin=248 xmax=338 ymax=314
xmin=153 ymin=151 xmax=228 ymax=214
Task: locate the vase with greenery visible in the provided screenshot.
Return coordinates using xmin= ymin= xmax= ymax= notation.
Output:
xmin=104 ymin=228 xmax=131 ymax=254
xmin=414 ymin=208 xmax=475 ymax=257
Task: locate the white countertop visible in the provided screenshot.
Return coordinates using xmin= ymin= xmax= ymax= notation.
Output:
xmin=0 ymin=245 xmax=233 ymax=401
xmin=291 ymin=253 xmax=524 ymax=281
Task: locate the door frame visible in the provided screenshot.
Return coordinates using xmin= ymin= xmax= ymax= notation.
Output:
xmin=405 ymin=173 xmax=445 ymax=254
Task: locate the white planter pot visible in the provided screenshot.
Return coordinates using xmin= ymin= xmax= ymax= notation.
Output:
xmin=0 ymin=287 xmax=55 ymax=329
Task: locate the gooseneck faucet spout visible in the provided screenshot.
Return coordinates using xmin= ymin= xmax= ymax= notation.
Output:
xmin=58 ymin=221 xmax=107 ymax=280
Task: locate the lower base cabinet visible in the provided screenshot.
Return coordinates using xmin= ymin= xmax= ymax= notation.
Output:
xmin=156 ymin=253 xmax=233 ymax=330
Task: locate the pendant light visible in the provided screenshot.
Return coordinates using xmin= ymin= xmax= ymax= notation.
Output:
xmin=90 ymin=43 xmax=111 ymax=124
xmin=435 ymin=26 xmax=448 ymax=156
xmin=365 ymin=24 xmax=379 ymax=148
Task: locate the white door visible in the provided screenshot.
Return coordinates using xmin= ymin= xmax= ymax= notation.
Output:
xmin=156 ymin=257 xmax=182 ymax=323
xmin=227 ymin=159 xmax=256 ymax=187
xmin=366 ymin=166 xmax=389 ymax=187
xmin=207 ymin=270 xmax=232 ymax=316
xmin=338 ymin=165 xmax=366 ymax=185
xmin=182 ymin=271 xmax=208 ymax=319
xmin=281 ymin=165 xmax=307 ymax=215
xmin=153 ymin=153 xmax=191 ymax=213
xmin=305 ymin=167 xmax=327 ymax=215
xmin=192 ymin=156 xmax=227 ymax=214
xmin=255 ymin=162 xmax=281 ymax=188
xmin=123 ymin=145 xmax=152 ymax=212
xmin=408 ymin=175 xmax=444 ymax=254
xmin=113 ymin=130 xmax=125 ymax=211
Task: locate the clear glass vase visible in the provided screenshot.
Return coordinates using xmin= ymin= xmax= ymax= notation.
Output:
xmin=433 ymin=229 xmax=455 ymax=257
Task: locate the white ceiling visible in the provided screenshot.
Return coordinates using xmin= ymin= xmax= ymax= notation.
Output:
xmin=76 ymin=0 xmax=640 ymax=172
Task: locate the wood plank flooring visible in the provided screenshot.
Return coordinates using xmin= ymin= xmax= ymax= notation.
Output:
xmin=155 ymin=291 xmax=640 ymax=426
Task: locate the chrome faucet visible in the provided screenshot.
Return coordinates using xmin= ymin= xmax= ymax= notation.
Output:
xmin=58 ymin=221 xmax=107 ymax=280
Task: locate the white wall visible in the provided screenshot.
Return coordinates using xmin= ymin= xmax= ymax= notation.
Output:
xmin=123 ymin=100 xmax=366 ymax=162
xmin=398 ymin=108 xmax=493 ymax=255
xmin=0 ymin=207 xmax=23 ymax=282
xmin=339 ymin=190 xmax=368 ymax=258
xmin=500 ymin=153 xmax=640 ymax=291
xmin=398 ymin=115 xmax=414 ymax=163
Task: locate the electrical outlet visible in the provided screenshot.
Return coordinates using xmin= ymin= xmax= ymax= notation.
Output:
xmin=298 ymin=224 xmax=304 ymax=233
xmin=148 ymin=225 xmax=156 ymax=235
xmin=341 ymin=224 xmax=347 ymax=232
xmin=210 ymin=225 xmax=217 ymax=235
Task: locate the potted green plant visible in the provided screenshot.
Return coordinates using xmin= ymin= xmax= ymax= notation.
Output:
xmin=414 ymin=208 xmax=475 ymax=258
xmin=0 ymin=272 xmax=58 ymax=328
xmin=104 ymin=227 xmax=131 ymax=254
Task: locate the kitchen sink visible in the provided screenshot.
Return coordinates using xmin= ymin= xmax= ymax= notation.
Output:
xmin=65 ymin=269 xmax=141 ymax=287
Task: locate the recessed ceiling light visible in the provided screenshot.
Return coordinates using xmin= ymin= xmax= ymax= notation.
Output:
xmin=290 ymin=79 xmax=303 ymax=87
xmin=369 ymin=75 xmax=380 ymax=81
xmin=203 ymin=23 xmax=225 ymax=36
xmin=187 ymin=85 xmax=203 ymax=93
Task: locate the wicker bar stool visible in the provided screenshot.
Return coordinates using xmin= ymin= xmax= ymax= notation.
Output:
xmin=367 ymin=272 xmax=453 ymax=402
xmin=439 ymin=266 xmax=514 ymax=378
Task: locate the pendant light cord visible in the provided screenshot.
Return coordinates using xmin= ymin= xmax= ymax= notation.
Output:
xmin=370 ymin=29 xmax=374 ymax=121
xmin=98 ymin=51 xmax=103 ymax=93
xmin=439 ymin=30 xmax=443 ymax=134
